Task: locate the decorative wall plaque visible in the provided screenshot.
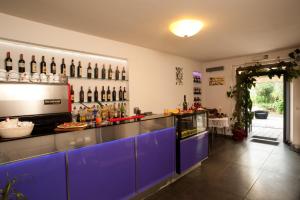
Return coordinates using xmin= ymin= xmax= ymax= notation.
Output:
xmin=176 ymin=67 xmax=183 ymax=85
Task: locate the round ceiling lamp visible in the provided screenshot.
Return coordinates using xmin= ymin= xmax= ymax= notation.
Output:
xmin=169 ymin=19 xmax=203 ymax=38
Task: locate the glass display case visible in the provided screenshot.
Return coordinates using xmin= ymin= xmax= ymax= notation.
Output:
xmin=175 ymin=111 xmax=207 ymax=140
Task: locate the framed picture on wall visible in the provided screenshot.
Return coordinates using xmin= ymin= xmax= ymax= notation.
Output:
xmin=209 ymin=76 xmax=225 ymax=86
xmin=176 ymin=67 xmax=183 ymax=85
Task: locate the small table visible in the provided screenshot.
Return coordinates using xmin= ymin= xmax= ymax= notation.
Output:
xmin=208 ymin=117 xmax=229 ymax=149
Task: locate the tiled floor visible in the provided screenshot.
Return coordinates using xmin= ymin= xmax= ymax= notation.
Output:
xmin=146 ymin=136 xmax=300 ymax=200
xmin=251 ymin=115 xmax=283 ymax=140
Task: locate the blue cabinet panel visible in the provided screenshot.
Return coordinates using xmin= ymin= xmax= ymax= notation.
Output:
xmin=68 ymin=137 xmax=136 ymax=200
xmin=136 ymin=127 xmax=176 ymax=192
xmin=0 ymin=152 xmax=67 ymax=200
xmin=180 ymin=131 xmax=208 ymax=172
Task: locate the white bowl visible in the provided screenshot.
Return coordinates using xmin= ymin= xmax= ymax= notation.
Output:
xmin=0 ymin=124 xmax=34 ymax=138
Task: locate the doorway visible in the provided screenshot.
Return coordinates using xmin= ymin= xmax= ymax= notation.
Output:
xmin=250 ymin=76 xmax=284 ymax=144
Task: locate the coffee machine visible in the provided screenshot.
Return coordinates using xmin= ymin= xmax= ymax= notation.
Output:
xmin=0 ymin=82 xmax=71 ymax=135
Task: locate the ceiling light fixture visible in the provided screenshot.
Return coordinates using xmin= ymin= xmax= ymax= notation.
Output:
xmin=169 ymin=19 xmax=203 ymax=38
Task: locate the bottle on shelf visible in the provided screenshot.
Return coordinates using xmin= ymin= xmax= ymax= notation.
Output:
xmin=183 ymin=95 xmax=188 ymax=111
xmin=120 ymin=103 xmax=125 ymax=118
xmin=50 ymin=57 xmax=56 ymax=74
xmin=117 ymin=103 xmax=121 ymax=118
xmin=115 ymin=66 xmax=120 ymax=80
xmin=108 ymin=65 xmax=113 ymax=80
xmin=123 ymin=87 xmax=127 ymax=101
xmin=70 ymin=59 xmax=75 ymax=77
xmin=72 ymin=106 xmax=78 ymax=122
xmin=113 ymin=103 xmax=118 ymax=118
xmin=101 ymin=64 xmax=106 ymax=79
xmin=123 ymin=103 xmax=127 ymax=117
xmin=94 ymin=86 xmax=98 ymax=102
xmin=18 ymin=54 xmax=25 ymax=73
xmin=106 ymin=86 xmax=111 ymax=101
xmin=77 ymin=61 xmax=82 ymax=78
xmin=87 ymin=87 xmax=92 ymax=102
xmin=112 ymin=87 xmax=116 ymax=101
xmin=40 ymin=56 xmax=47 ymax=74
xmin=5 ymin=52 xmax=13 ymax=72
xmin=101 ymin=86 xmax=106 ymax=101
xmin=79 ymin=86 xmax=84 ymax=103
xmin=87 ymin=62 xmax=92 ymax=79
xmin=70 ymin=85 xmax=75 ymax=103
xmin=121 ymin=67 xmax=126 ymax=80
xmin=61 ymin=58 xmax=66 ymax=75
xmin=94 ymin=63 xmax=99 ymax=79
xmin=30 ymin=55 xmax=37 ymax=74
xmin=118 ymin=86 xmax=123 ymax=101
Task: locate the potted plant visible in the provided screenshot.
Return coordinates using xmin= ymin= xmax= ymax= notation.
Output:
xmin=231 ymin=122 xmax=246 ymax=141
xmin=0 ymin=175 xmax=26 ymax=200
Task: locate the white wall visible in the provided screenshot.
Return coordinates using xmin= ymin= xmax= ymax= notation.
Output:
xmin=201 ymin=48 xmax=300 ymax=146
xmin=0 ymin=13 xmax=201 ymax=115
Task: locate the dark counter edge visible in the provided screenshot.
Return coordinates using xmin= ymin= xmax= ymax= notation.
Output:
xmin=0 ymin=113 xmax=175 ymax=143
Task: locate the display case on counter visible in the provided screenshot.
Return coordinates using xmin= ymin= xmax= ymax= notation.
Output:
xmin=174 ymin=110 xmax=208 ymax=173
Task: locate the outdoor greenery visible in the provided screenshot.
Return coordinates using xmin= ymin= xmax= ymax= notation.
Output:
xmin=227 ymin=48 xmax=300 ymax=135
xmin=251 ymin=82 xmax=284 ymax=114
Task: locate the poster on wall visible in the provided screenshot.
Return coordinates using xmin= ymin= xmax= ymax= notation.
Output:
xmin=176 ymin=67 xmax=183 ymax=85
xmin=209 ymin=76 xmax=225 ymax=86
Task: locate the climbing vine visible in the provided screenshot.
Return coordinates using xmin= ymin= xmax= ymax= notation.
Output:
xmin=227 ymin=49 xmax=300 ymax=135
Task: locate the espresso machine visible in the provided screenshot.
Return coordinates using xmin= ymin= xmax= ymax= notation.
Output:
xmin=0 ymin=82 xmax=71 ymax=135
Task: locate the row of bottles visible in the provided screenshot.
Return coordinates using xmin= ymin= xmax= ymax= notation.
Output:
xmin=194 ymin=87 xmax=201 ymax=94
xmin=71 ymin=85 xmax=127 ymax=103
xmin=4 ymin=52 xmax=127 ymax=80
xmin=193 ymin=75 xmax=201 ymax=83
xmin=72 ymin=103 xmax=127 ymax=123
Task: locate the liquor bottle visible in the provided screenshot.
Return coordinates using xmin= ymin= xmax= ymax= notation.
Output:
xmin=50 ymin=57 xmax=56 ymax=74
xmin=108 ymin=65 xmax=113 ymax=80
xmin=119 ymin=86 xmax=123 ymax=101
xmin=183 ymin=95 xmax=188 ymax=111
xmin=30 ymin=55 xmax=37 ymax=74
xmin=113 ymin=103 xmax=118 ymax=118
xmin=40 ymin=56 xmax=47 ymax=74
xmin=117 ymin=103 xmax=121 ymax=118
xmin=79 ymin=86 xmax=84 ymax=103
xmin=87 ymin=87 xmax=92 ymax=102
xmin=70 ymin=59 xmax=75 ymax=77
xmin=106 ymin=86 xmax=111 ymax=101
xmin=87 ymin=62 xmax=92 ymax=79
xmin=101 ymin=64 xmax=106 ymax=79
xmin=121 ymin=67 xmax=126 ymax=80
xmin=112 ymin=87 xmax=116 ymax=101
xmin=115 ymin=66 xmax=120 ymax=80
xmin=123 ymin=87 xmax=127 ymax=101
xmin=61 ymin=58 xmax=66 ymax=75
xmin=18 ymin=54 xmax=25 ymax=73
xmin=101 ymin=86 xmax=106 ymax=101
xmin=94 ymin=86 xmax=99 ymax=102
xmin=123 ymin=103 xmax=127 ymax=117
xmin=94 ymin=63 xmax=99 ymax=79
xmin=5 ymin=52 xmax=13 ymax=72
xmin=120 ymin=103 xmax=125 ymax=118
xmin=77 ymin=61 xmax=82 ymax=78
xmin=70 ymin=85 xmax=74 ymax=103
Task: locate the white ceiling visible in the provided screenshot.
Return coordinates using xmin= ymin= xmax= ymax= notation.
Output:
xmin=0 ymin=0 xmax=300 ymax=61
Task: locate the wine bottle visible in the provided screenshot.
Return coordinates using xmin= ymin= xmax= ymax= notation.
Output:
xmin=107 ymin=86 xmax=111 ymax=101
xmin=115 ymin=66 xmax=120 ymax=80
xmin=94 ymin=63 xmax=99 ymax=79
xmin=40 ymin=56 xmax=47 ymax=74
xmin=70 ymin=59 xmax=75 ymax=77
xmin=77 ymin=61 xmax=82 ymax=78
xmin=112 ymin=87 xmax=116 ymax=101
xmin=94 ymin=86 xmax=99 ymax=102
xmin=79 ymin=86 xmax=84 ymax=103
xmin=122 ymin=67 xmax=126 ymax=80
xmin=30 ymin=55 xmax=37 ymax=74
xmin=50 ymin=57 xmax=56 ymax=74
xmin=117 ymin=103 xmax=121 ymax=118
xmin=101 ymin=86 xmax=106 ymax=101
xmin=61 ymin=58 xmax=66 ymax=75
xmin=183 ymin=95 xmax=188 ymax=111
xmin=113 ymin=103 xmax=118 ymax=118
xmin=87 ymin=62 xmax=92 ymax=79
xmin=120 ymin=103 xmax=125 ymax=118
xmin=118 ymin=86 xmax=123 ymax=101
xmin=108 ymin=65 xmax=113 ymax=80
xmin=123 ymin=87 xmax=127 ymax=101
xmin=101 ymin=64 xmax=106 ymax=79
xmin=87 ymin=87 xmax=92 ymax=102
xmin=5 ymin=52 xmax=13 ymax=72
xmin=70 ymin=85 xmax=74 ymax=103
xmin=18 ymin=54 xmax=25 ymax=73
